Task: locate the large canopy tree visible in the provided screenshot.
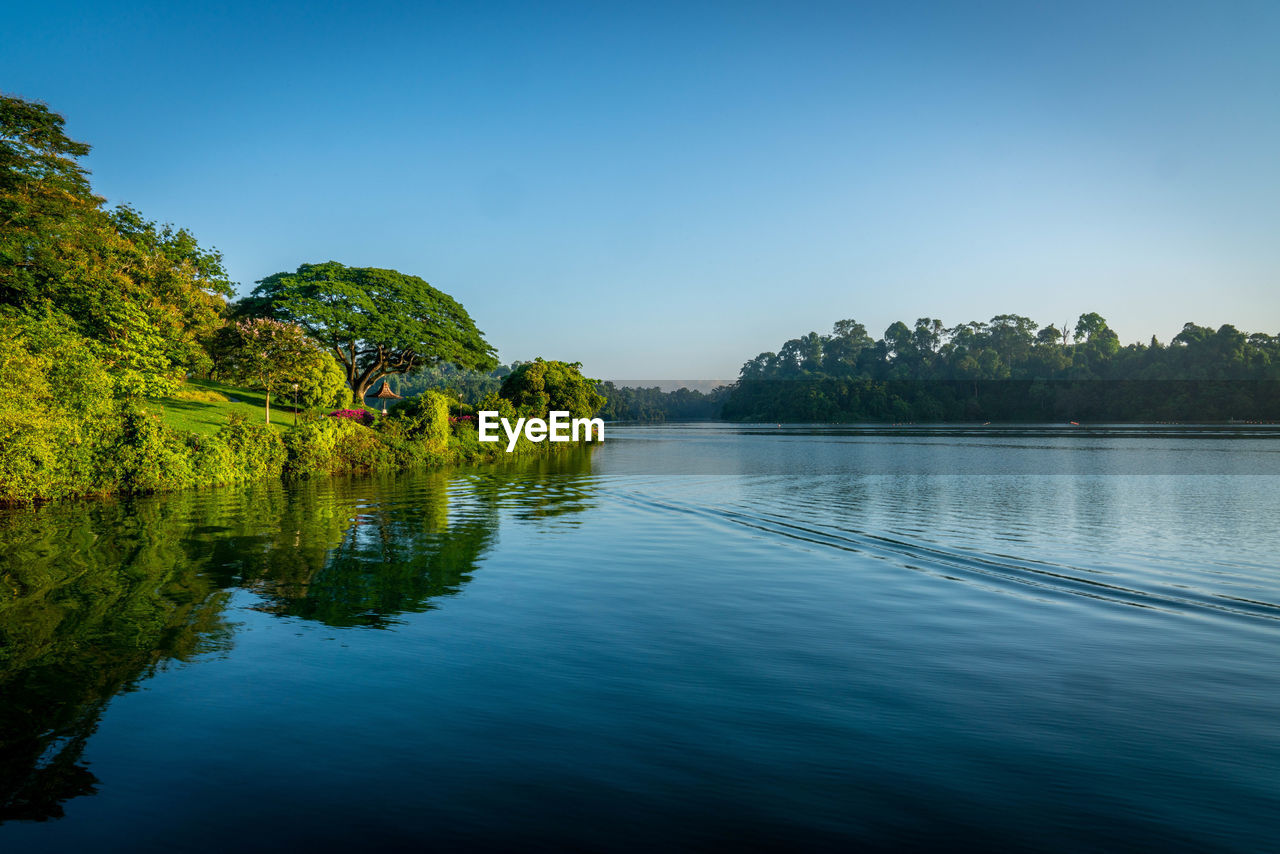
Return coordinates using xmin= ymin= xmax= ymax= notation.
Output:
xmin=239 ymin=262 xmax=497 ymax=403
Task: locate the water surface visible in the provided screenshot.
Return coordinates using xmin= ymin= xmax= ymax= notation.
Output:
xmin=2 ymin=425 xmax=1278 ymax=851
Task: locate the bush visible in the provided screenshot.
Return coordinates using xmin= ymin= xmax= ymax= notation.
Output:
xmin=173 ymin=387 xmax=230 ymax=403
xmin=1 ymin=308 xmax=589 ymax=502
xmin=99 ymin=405 xmax=194 ymax=494
xmin=329 ymin=417 xmax=395 ymax=471
xmin=215 ymin=420 xmax=287 ymax=480
xmin=283 ymin=415 xmax=428 ymax=476
xmin=385 ymin=391 xmax=450 ymax=451
xmin=0 ymin=308 xmax=118 ymax=503
xmin=283 ymin=418 xmax=342 ymax=477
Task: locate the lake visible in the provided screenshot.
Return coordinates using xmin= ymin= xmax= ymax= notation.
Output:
xmin=2 ymin=424 xmax=1279 ymax=851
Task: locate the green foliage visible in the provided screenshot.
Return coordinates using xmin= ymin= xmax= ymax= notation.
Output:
xmin=99 ymin=405 xmax=195 ymax=493
xmin=597 ymin=383 xmax=728 ymax=421
xmin=297 ymin=349 xmax=352 ymax=411
xmin=0 ymin=310 xmax=299 ymax=503
xmin=1 ymin=94 xmax=231 ymax=397
xmin=325 ymin=417 xmax=396 ymax=471
xmin=95 ymin=408 xmax=286 ymax=494
xmin=726 ymin=313 xmax=1280 ymax=422
xmin=0 ymin=94 xmax=99 ymax=305
xmin=208 ymin=420 xmax=287 ymax=481
xmin=281 ymin=418 xmax=343 ymax=477
xmin=477 ymin=390 xmax=518 ymax=421
xmin=210 ymin=318 xmax=334 ymax=423
xmin=384 ymin=390 xmax=451 ymax=450
xmin=0 ymin=95 xmax=579 ymax=505
xmin=0 ymin=308 xmax=117 ymax=502
xmin=237 ymin=261 xmax=497 ymax=402
xmin=280 ymin=415 xmax=449 ymax=478
xmin=396 ymin=362 xmax=515 ymax=404
xmin=499 ymin=358 xmax=606 ymax=418
xmin=281 ymin=417 xmax=390 ymax=476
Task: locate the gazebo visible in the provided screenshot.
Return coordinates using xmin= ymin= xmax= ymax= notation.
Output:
xmin=372 ymin=379 xmax=402 ymax=415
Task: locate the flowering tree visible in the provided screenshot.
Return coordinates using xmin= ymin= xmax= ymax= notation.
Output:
xmin=212 ymin=319 xmax=328 ymax=423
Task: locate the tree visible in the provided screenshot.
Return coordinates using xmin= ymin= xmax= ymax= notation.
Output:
xmin=0 ymin=94 xmax=98 ymax=302
xmin=825 ymin=319 xmax=873 ymax=373
xmin=212 ymin=319 xmax=331 ymax=423
xmin=987 ymin=314 xmax=1038 ymax=371
xmin=293 ymin=351 xmax=353 ymax=412
xmin=1072 ymin=312 xmax=1120 ymax=374
xmin=499 ymin=358 xmax=605 ymax=418
xmin=238 ymin=262 xmax=497 ymax=403
xmin=1 ymin=94 xmax=232 ymax=395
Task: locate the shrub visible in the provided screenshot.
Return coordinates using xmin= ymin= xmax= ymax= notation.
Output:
xmin=173 ymin=387 xmax=230 ymax=403
xmin=330 ymin=417 xmax=395 ymax=471
xmin=296 ymin=351 xmax=352 ymax=411
xmin=0 ymin=308 xmax=118 ymax=503
xmin=384 ymin=390 xmax=450 ymax=451
xmin=100 ymin=405 xmax=195 ymax=494
xmin=215 ymin=420 xmax=287 ymax=480
xmin=284 ymin=416 xmax=421 ymax=476
xmin=283 ymin=418 xmax=342 ymax=477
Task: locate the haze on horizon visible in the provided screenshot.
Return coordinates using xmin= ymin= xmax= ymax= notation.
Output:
xmin=4 ymin=0 xmax=1277 ymax=380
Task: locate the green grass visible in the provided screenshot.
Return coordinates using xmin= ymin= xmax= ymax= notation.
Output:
xmin=148 ymin=379 xmax=302 ymax=436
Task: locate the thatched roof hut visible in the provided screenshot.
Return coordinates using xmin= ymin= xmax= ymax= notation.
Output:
xmin=372 ymin=379 xmax=402 ymax=414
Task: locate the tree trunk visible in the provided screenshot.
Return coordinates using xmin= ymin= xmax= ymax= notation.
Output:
xmin=352 ymin=372 xmax=387 ymax=407
xmin=265 ymin=390 xmax=271 ymax=424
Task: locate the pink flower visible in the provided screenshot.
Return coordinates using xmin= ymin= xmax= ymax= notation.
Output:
xmin=328 ymin=409 xmax=374 ymax=426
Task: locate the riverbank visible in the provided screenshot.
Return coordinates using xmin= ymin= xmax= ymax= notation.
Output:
xmin=0 ymin=380 xmax=583 ymax=506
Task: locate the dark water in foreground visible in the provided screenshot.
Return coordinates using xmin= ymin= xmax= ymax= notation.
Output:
xmin=2 ymin=424 xmax=1279 ymax=851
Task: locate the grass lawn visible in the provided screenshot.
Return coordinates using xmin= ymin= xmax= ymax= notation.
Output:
xmin=148 ymin=378 xmax=303 ymax=436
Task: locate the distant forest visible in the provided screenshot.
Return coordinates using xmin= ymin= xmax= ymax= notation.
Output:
xmin=395 ymin=314 xmax=1279 ymax=423
xmin=723 ymin=314 xmax=1280 ymax=423
xmin=596 ymin=383 xmax=728 ymax=422
xmin=394 ymin=364 xmax=728 ymax=422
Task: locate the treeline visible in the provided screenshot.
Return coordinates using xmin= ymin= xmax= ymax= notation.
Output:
xmin=596 ymin=383 xmax=729 ymax=421
xmin=397 ymin=371 xmax=731 ymax=422
xmin=725 ymin=315 xmax=1280 ymax=422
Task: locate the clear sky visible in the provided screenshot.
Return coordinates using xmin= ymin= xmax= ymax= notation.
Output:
xmin=4 ymin=0 xmax=1278 ymax=379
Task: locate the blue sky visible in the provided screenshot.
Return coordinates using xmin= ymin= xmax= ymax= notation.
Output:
xmin=5 ymin=1 xmax=1278 ymax=378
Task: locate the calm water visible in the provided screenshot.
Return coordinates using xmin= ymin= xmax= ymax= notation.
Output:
xmin=2 ymin=425 xmax=1279 ymax=851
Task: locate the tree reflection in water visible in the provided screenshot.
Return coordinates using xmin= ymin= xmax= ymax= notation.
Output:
xmin=0 ymin=447 xmax=596 ymax=821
